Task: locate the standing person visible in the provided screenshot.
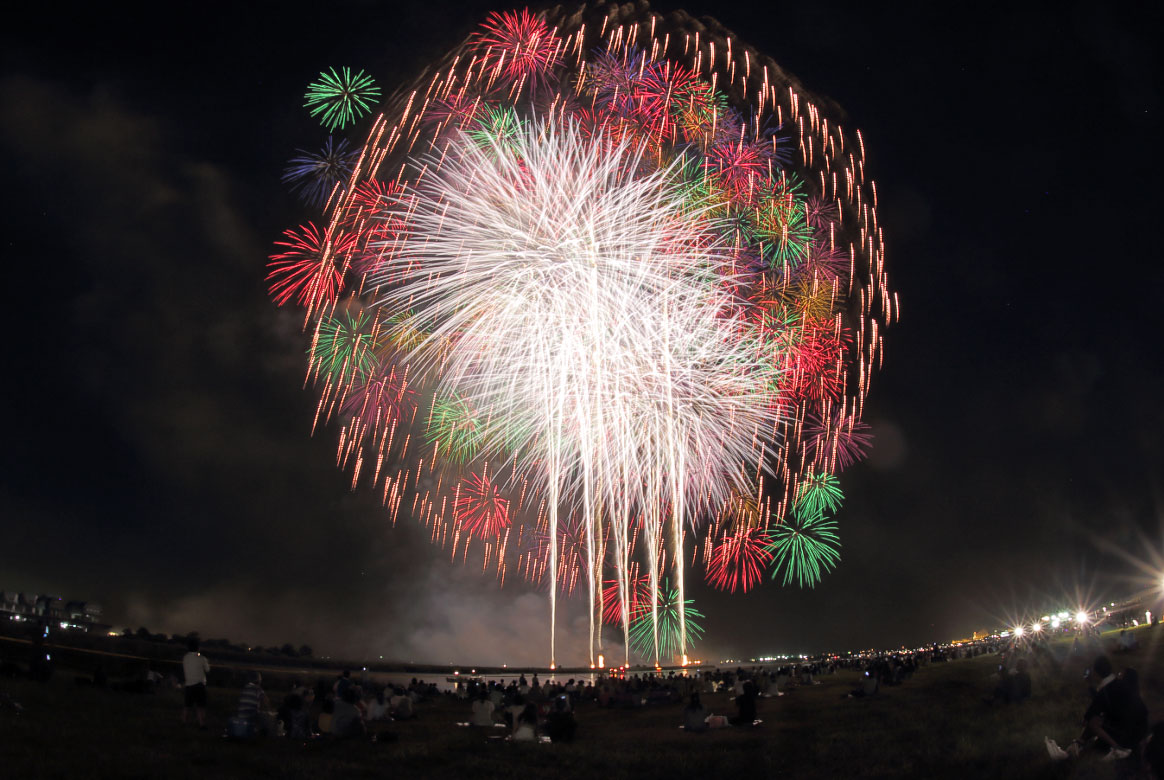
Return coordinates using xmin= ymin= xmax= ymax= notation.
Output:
xmin=334 ymin=669 xmax=353 ymax=699
xmin=181 ymin=637 xmax=210 ymax=729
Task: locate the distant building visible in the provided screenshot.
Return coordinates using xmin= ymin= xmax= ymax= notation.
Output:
xmin=0 ymin=590 xmax=105 ymax=632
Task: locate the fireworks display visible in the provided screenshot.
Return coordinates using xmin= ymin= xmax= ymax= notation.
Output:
xmin=628 ymin=578 xmax=706 ymax=662
xmin=271 ymin=4 xmax=894 ymax=667
xmin=304 ymin=67 xmax=381 ymax=131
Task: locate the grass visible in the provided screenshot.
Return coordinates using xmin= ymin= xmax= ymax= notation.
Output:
xmin=1 ymin=628 xmax=1161 ymax=779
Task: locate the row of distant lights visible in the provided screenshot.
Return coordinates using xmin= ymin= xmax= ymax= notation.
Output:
xmin=1003 ymin=605 xmax=1154 ymax=639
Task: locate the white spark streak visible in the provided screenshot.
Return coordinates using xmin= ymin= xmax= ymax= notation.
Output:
xmin=372 ymin=119 xmax=784 ymax=664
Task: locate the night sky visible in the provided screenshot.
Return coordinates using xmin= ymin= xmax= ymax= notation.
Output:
xmin=2 ymin=2 xmax=1161 ymax=666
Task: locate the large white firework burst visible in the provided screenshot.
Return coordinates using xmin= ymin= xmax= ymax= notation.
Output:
xmin=371 ymin=119 xmax=784 ymax=661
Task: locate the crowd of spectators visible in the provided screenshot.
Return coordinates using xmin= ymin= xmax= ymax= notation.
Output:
xmin=3 ymin=619 xmax=1161 ymax=775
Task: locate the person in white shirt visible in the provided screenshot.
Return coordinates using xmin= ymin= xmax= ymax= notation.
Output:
xmin=367 ymin=690 xmax=390 ymax=721
xmin=471 ymin=692 xmax=495 ymax=726
xmin=181 ymin=637 xmax=210 ymax=728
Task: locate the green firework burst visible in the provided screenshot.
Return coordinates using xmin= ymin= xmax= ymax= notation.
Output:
xmin=794 ymin=470 xmax=844 ymax=519
xmin=467 ymin=106 xmax=525 ymax=153
xmin=304 ymin=67 xmax=381 ymax=132
xmin=767 ymin=510 xmax=841 ymax=588
xmin=426 ymin=392 xmax=485 ymax=463
xmin=385 ymin=309 xmax=429 ymax=353
xmin=310 ymin=311 xmax=381 ymax=384
xmin=754 ymin=186 xmax=813 ymax=271
xmin=628 ymin=578 xmax=705 ymax=661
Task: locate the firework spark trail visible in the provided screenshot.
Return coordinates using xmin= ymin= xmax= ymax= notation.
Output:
xmin=273 ymin=4 xmax=894 ymax=667
xmin=373 ymin=120 xmax=783 ymax=663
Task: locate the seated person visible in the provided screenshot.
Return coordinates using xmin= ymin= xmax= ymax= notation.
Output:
xmin=317 ymin=697 xmax=335 ymax=735
xmin=504 ymin=694 xmax=526 ymax=729
xmin=1113 ymin=669 xmax=1148 ymax=751
xmin=683 ymin=693 xmax=708 ymax=732
xmin=471 ymin=692 xmax=495 ymax=726
xmin=237 ymin=671 xmax=278 ymax=736
xmin=279 ymin=693 xmax=312 ymax=739
xmin=1080 ymin=659 xmax=1143 ymax=756
xmin=331 ymin=687 xmax=367 ymax=739
xmin=1047 ymin=656 xmax=1144 ymax=761
xmin=985 ymin=664 xmax=1015 ymax=704
xmin=730 ymin=682 xmax=757 ymax=726
xmin=849 ymin=670 xmax=879 ymax=698
xmin=545 ymin=695 xmax=576 ymax=743
xmin=513 ymin=703 xmax=538 ymax=742
xmin=367 ymin=690 xmax=390 ymax=721
xmin=390 ymin=688 xmax=414 ymax=720
xmin=1145 ymin=721 xmax=1164 ymax=779
xmin=1011 ymin=659 xmax=1032 ymax=703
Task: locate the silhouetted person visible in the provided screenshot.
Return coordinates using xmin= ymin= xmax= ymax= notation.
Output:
xmin=514 ymin=703 xmax=538 ymax=741
xmin=332 ymin=686 xmax=366 ymax=738
xmin=545 ymin=694 xmax=576 ymax=743
xmin=1047 ymin=655 xmax=1141 ymax=761
xmin=731 ymin=681 xmax=757 ymax=725
xmin=181 ymin=637 xmax=209 ymax=728
xmin=684 ymin=693 xmax=708 ymax=732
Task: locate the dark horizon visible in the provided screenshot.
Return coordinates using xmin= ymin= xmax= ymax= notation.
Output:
xmin=2 ymin=1 xmax=1161 ymax=667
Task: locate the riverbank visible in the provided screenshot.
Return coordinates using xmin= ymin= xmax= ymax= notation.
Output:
xmin=2 ymin=627 xmax=1160 ymax=778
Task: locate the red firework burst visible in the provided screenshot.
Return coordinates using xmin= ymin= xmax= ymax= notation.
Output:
xmin=704 ymin=138 xmax=771 ymax=203
xmin=455 ymin=472 xmax=510 ymax=540
xmin=340 ymin=362 xmax=414 ymax=431
xmin=805 ymin=411 xmax=873 ymax=472
xmin=267 ymin=223 xmax=355 ymax=308
xmin=570 ymin=108 xmax=660 ymax=157
xmin=340 ymin=180 xmax=407 ymax=272
xmin=601 ymin=574 xmax=652 ymax=625
xmin=705 ymin=527 xmax=775 ymax=593
xmin=631 ymin=62 xmax=698 ymax=142
xmin=472 ymin=9 xmax=562 ymax=95
xmin=798 ymin=242 xmax=849 ymax=282
xmin=779 ymin=317 xmax=848 ymax=402
xmin=424 ymin=91 xmax=488 ymax=132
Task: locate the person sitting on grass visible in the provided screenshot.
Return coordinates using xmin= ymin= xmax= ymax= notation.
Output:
xmin=985 ymin=658 xmax=1031 ymax=705
xmin=279 ymin=693 xmax=312 ymax=739
xmin=1011 ymin=658 xmax=1032 ymax=702
xmin=332 ymin=686 xmax=367 ymax=739
xmin=683 ymin=693 xmax=709 ymax=733
xmin=848 ymin=669 xmax=879 ymax=698
xmin=237 ymin=671 xmax=278 ymax=737
xmin=1146 ymin=721 xmax=1164 ymax=779
xmin=471 ymin=690 xmax=495 ymax=726
xmin=333 ymin=669 xmax=353 ymax=699
xmin=545 ymin=694 xmax=576 ymax=743
xmin=317 ymin=696 xmax=334 ymax=735
xmin=1046 ymin=655 xmax=1142 ymax=762
xmin=1117 ymin=669 xmax=1149 ymax=755
xmin=367 ymin=689 xmax=389 ymax=721
xmin=503 ymin=693 xmax=526 ymax=730
xmin=730 ymin=681 xmax=758 ymax=726
xmin=390 ymin=687 xmax=415 ymax=720
xmin=513 ymin=703 xmax=539 ymax=742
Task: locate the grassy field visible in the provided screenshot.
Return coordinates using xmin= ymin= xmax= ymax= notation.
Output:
xmin=2 ymin=628 xmax=1161 ymax=779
